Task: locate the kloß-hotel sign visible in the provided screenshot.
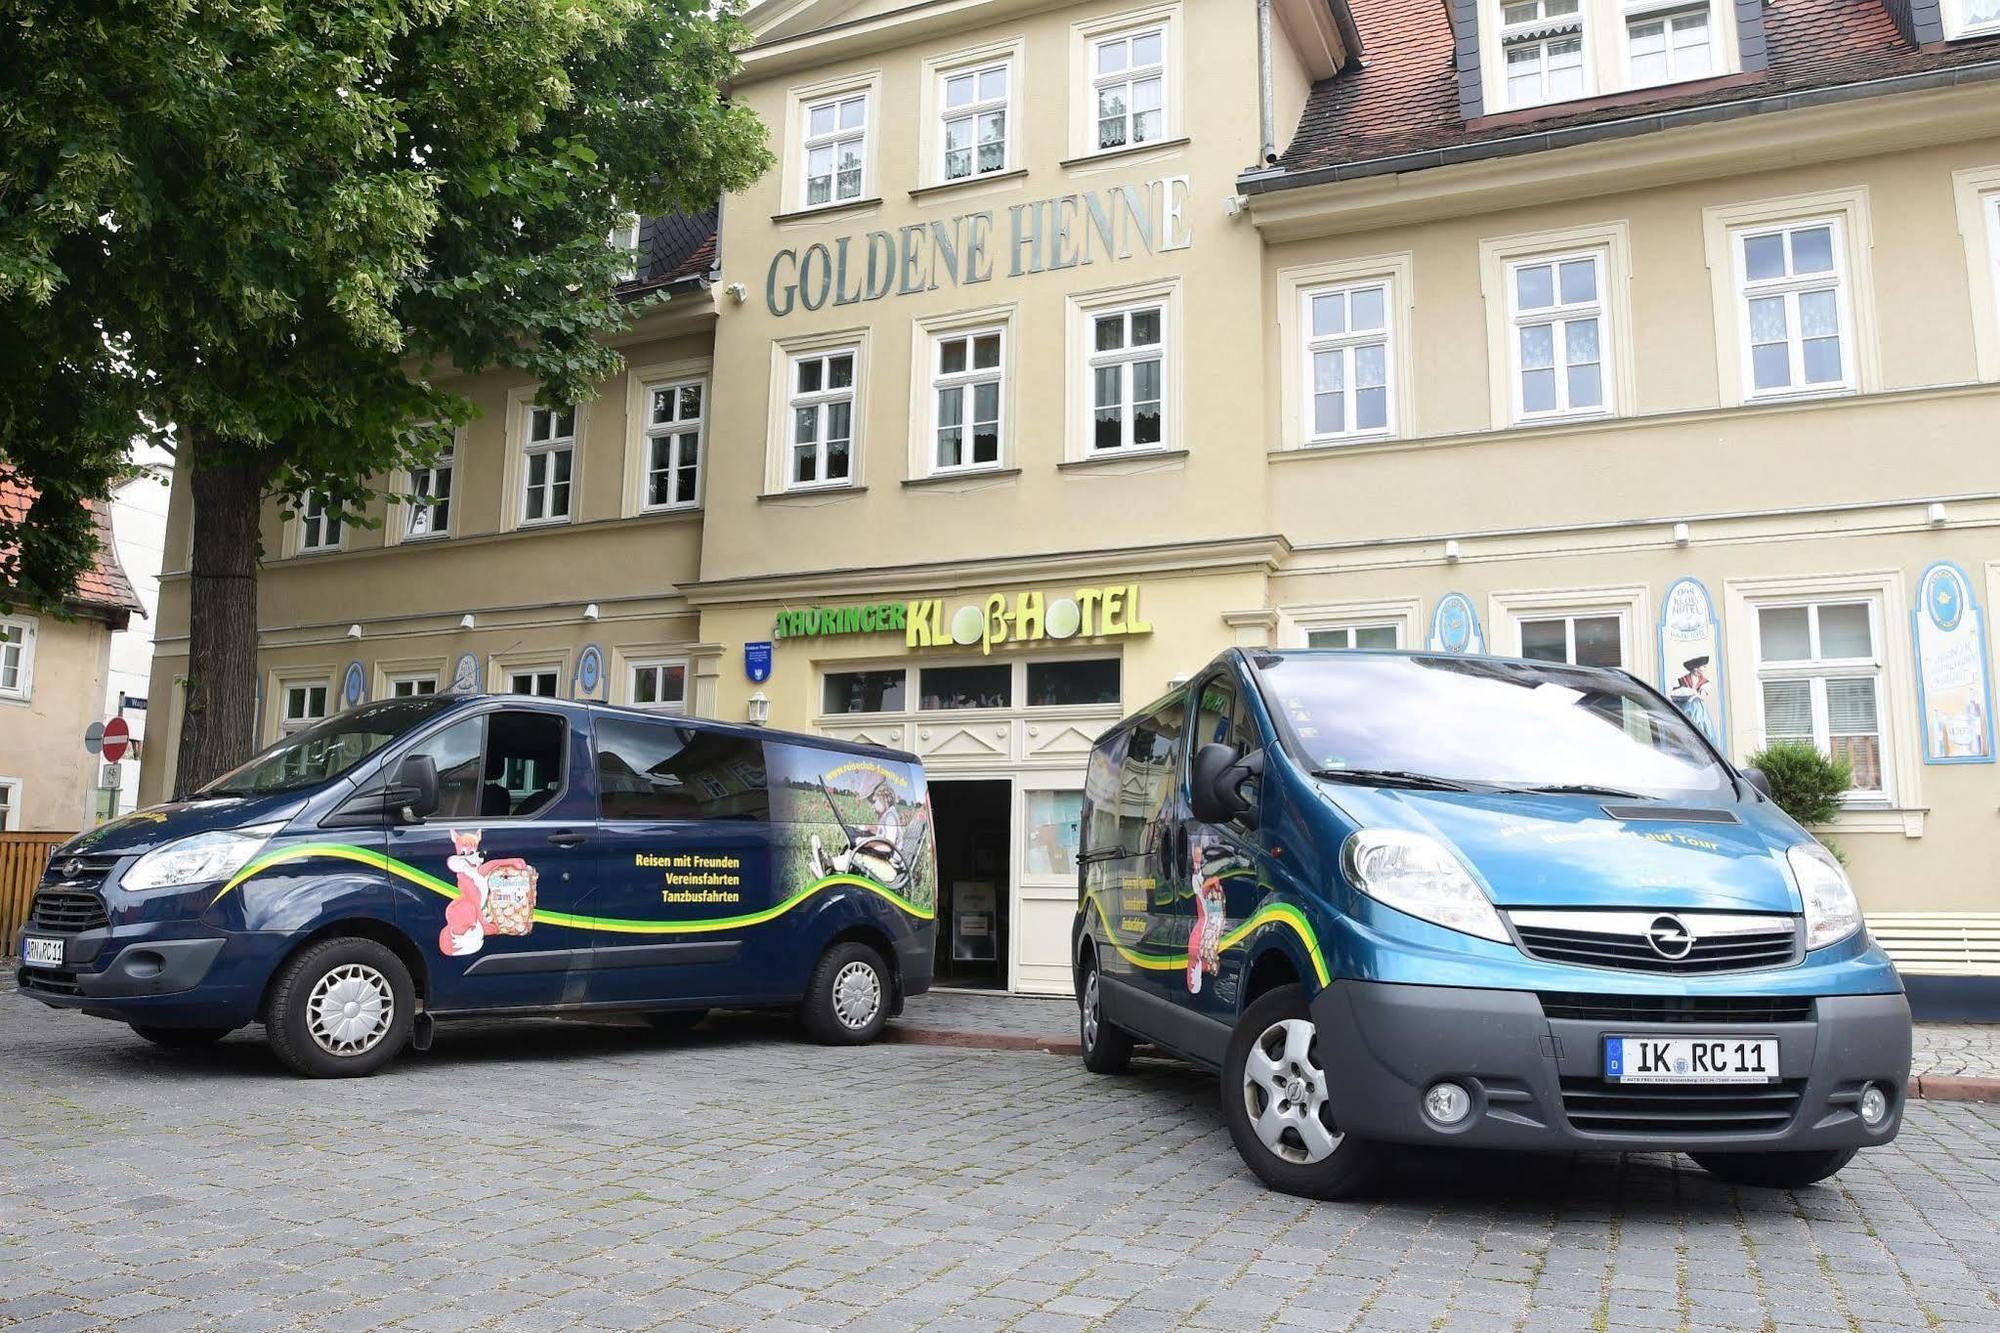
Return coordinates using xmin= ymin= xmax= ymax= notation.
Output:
xmin=774 ymin=584 xmax=1153 ymax=656
xmin=765 ymin=175 xmax=1192 ymax=317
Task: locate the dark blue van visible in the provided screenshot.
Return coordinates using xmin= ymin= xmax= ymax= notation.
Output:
xmin=16 ymin=694 xmax=938 ymax=1076
xmin=1073 ymin=649 xmax=1911 ymax=1198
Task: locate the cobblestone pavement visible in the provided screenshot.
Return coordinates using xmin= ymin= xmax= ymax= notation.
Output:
xmin=902 ymin=992 xmax=2000 ymax=1084
xmin=5 ymin=995 xmax=2000 ymax=1332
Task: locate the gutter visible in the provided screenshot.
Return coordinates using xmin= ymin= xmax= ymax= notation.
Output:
xmin=1257 ymin=0 xmax=1277 ymax=167
xmin=1239 ymin=57 xmax=2000 ymax=195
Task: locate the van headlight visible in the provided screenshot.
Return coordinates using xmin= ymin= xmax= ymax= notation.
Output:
xmin=121 ymin=824 xmax=283 ymax=892
xmin=1343 ymin=830 xmax=1510 ymax=944
xmin=1788 ymin=843 xmax=1862 ymax=951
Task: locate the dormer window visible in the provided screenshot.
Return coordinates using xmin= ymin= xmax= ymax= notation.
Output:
xmin=1625 ymin=4 xmax=1713 ymax=85
xmin=1501 ymin=0 xmax=1586 ymax=108
xmin=608 ymin=213 xmax=641 ymax=282
xmin=1946 ymin=0 xmax=2000 ymax=37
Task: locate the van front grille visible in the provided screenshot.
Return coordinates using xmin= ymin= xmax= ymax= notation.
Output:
xmin=17 ymin=968 xmax=83 ymax=997
xmin=1509 ymin=910 xmax=1800 ymax=974
xmin=1539 ymin=993 xmax=1813 ymax=1024
xmin=27 ymin=890 xmax=110 ymax=935
xmin=36 ymin=853 xmax=121 ymax=891
xmin=1560 ymin=1078 xmax=1804 ymax=1135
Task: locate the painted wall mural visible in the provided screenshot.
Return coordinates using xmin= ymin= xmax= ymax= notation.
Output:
xmin=1913 ymin=561 xmax=1994 ymax=764
xmin=1657 ymin=577 xmax=1727 ymax=750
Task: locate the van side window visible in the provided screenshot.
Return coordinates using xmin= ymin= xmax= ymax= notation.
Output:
xmin=401 ymin=717 xmax=486 ymax=820
xmin=594 ymin=718 xmax=771 ymax=821
xmin=1190 ymin=675 xmax=1255 ymax=757
xmin=1117 ymin=695 xmax=1187 ymax=850
xmin=1083 ymin=729 xmax=1130 ymax=856
xmin=483 ymin=710 xmax=567 ymax=817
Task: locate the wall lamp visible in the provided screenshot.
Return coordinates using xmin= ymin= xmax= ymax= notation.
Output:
xmin=345 ymin=623 xmax=363 ymax=640
xmin=1673 ymin=522 xmax=1691 ymax=548
xmin=746 ymin=690 xmax=771 ymax=726
xmin=583 ymin=603 xmax=601 ymax=621
xmin=1444 ymin=540 xmax=1461 ymax=564
xmin=459 ymin=613 xmax=476 ymax=630
xmin=1928 ymin=502 xmax=1948 ymax=527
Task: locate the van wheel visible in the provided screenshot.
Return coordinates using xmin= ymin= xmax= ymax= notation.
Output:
xmin=130 ymin=1024 xmax=232 ymax=1049
xmin=1221 ymin=983 xmax=1383 ymax=1200
xmin=1078 ymin=953 xmax=1133 ymax=1074
xmin=801 ymin=942 xmax=890 ymax=1045
xmin=265 ymin=937 xmax=414 ymax=1078
xmin=1691 ymin=1148 xmax=1858 ymax=1189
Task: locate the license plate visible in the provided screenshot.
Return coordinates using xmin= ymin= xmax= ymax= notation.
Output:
xmin=21 ymin=936 xmax=65 ymax=969
xmin=1604 ymin=1034 xmax=1777 ymax=1084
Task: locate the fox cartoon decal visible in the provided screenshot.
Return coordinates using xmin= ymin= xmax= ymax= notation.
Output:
xmin=438 ymin=830 xmax=538 ymax=957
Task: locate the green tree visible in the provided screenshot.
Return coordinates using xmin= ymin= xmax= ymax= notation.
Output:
xmin=1 ymin=0 xmax=768 ymax=794
xmin=1746 ymin=739 xmax=1852 ymax=827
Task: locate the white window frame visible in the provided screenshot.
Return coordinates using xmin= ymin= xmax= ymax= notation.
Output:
xmin=0 ymin=614 xmax=37 ymax=702
xmin=388 ymin=673 xmax=440 ymax=698
xmin=1277 ymin=254 xmax=1413 ymax=451
xmin=1702 ymin=190 xmax=1878 ymax=409
xmin=1516 ymin=609 xmax=1631 ymax=668
xmin=1088 ymin=25 xmax=1168 ymax=154
xmin=1280 ymin=598 xmax=1424 ymax=651
xmin=639 ymin=376 xmax=707 ymax=513
xmin=1951 ymin=167 xmax=2000 ymax=383
xmin=1621 ymin=1 xmax=1716 ymax=87
xmin=1300 ymin=279 xmax=1397 ymax=444
xmin=1504 ymin=248 xmax=1614 ymax=422
xmin=1945 ymin=0 xmax=2000 ymax=39
xmin=799 ymin=89 xmax=870 ymax=211
xmin=929 ymin=325 xmax=1007 ymax=476
xmin=784 ymin=346 xmax=860 ymax=491
xmin=1079 ymin=299 xmax=1169 ymax=457
xmin=1724 ymin=571 xmax=1921 ymax=831
xmin=938 ymin=59 xmax=1013 ymax=183
xmin=280 ymin=678 xmax=331 ymax=735
xmin=626 ymin=658 xmax=691 ymax=714
xmin=1068 ymin=6 xmax=1181 ymax=160
xmin=507 ymin=667 xmax=562 ymax=699
xmin=297 ymin=489 xmax=342 ymax=555
xmin=0 ymin=776 xmax=18 ymax=831
xmin=404 ymin=432 xmax=455 ymax=542
xmin=1491 ymin=586 xmax=1647 ymax=671
xmin=1731 ymin=216 xmax=1857 ymax=402
xmin=1498 ymin=0 xmax=1591 ymax=109
xmin=1307 ymin=623 xmax=1405 ymax=650
xmin=519 ymin=403 xmax=578 ymax=527
xmin=1750 ymin=598 xmax=1893 ymax=804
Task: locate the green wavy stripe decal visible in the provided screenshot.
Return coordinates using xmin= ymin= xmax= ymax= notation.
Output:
xmin=1087 ymin=891 xmax=1330 ymax=988
xmin=215 ymin=842 xmax=936 ymax=931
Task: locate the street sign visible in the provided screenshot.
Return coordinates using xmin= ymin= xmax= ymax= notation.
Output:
xmin=101 ymin=715 xmax=131 ymax=764
xmin=84 ymin=721 xmax=105 ymax=756
xmin=745 ymin=641 xmax=773 ymax=684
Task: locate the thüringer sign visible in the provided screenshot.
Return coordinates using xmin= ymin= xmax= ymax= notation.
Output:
xmin=765 ymin=174 xmax=1192 ymax=317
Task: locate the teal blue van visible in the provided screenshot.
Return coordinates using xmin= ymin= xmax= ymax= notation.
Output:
xmin=1073 ymin=649 xmax=1910 ymax=1199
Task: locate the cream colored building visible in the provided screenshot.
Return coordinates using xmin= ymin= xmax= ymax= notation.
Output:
xmin=143 ymin=0 xmax=2000 ymax=1009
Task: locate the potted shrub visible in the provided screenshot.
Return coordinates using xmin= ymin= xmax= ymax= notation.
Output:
xmin=1745 ymin=739 xmax=1851 ymax=859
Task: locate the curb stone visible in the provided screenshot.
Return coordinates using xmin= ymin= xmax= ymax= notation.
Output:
xmin=888 ymin=1024 xmax=2000 ymax=1102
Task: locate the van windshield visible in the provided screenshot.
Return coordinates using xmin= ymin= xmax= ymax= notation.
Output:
xmin=201 ymin=697 xmax=458 ymax=797
xmin=1254 ymin=653 xmax=1731 ymax=798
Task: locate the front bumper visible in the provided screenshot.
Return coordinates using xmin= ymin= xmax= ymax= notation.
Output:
xmin=15 ymin=922 xmax=269 ymax=1027
xmin=1311 ymin=980 xmax=1911 ymax=1152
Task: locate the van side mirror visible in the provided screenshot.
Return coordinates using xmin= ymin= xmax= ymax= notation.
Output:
xmin=1740 ymin=766 xmax=1773 ymax=799
xmin=391 ymin=754 xmax=440 ymax=821
xmin=1191 ymin=744 xmax=1261 ymax=825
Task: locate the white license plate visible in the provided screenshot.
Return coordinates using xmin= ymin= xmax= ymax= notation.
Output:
xmin=1605 ymin=1035 xmax=1777 ymax=1084
xmin=21 ymin=936 xmax=65 ymax=969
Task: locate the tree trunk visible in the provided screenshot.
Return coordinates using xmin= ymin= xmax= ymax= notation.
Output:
xmin=173 ymin=433 xmax=266 ymax=798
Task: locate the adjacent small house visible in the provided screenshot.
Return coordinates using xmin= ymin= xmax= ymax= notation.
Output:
xmin=0 ymin=480 xmax=148 ymax=832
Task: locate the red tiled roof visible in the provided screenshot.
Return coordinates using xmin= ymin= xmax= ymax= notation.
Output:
xmin=0 ymin=478 xmax=146 ymax=622
xmin=1277 ymin=0 xmax=2000 ymax=178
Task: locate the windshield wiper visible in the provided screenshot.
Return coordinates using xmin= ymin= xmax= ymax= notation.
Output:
xmin=1503 ymin=782 xmax=1649 ymax=799
xmin=1312 ymin=768 xmax=1476 ymax=793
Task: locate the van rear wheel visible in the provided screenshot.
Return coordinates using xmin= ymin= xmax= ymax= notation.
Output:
xmin=801 ymin=941 xmax=891 ymax=1045
xmin=1221 ymin=983 xmax=1384 ymax=1199
xmin=1691 ymin=1148 xmax=1858 ymax=1189
xmin=266 ymin=937 xmax=415 ymax=1078
xmin=1078 ymin=953 xmax=1133 ymax=1074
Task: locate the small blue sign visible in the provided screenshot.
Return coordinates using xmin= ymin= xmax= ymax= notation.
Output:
xmin=574 ymin=644 xmax=605 ymax=700
xmin=1427 ymin=593 xmax=1485 ymax=655
xmin=342 ymin=662 xmax=366 ymax=708
xmin=745 ymin=641 xmax=774 ymax=685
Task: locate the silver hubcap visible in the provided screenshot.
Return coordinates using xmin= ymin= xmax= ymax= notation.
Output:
xmin=1082 ymin=972 xmax=1101 ymax=1049
xmin=831 ymin=960 xmax=882 ymax=1030
xmin=1243 ymin=1018 xmax=1343 ymax=1165
xmin=306 ymin=963 xmax=394 ymax=1057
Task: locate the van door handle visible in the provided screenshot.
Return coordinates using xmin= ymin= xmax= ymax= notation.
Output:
xmin=547 ymin=831 xmax=588 ymax=847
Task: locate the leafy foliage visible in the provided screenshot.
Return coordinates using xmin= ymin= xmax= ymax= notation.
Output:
xmin=1746 ymin=739 xmax=1851 ymax=828
xmin=1 ymin=0 xmax=770 ymax=596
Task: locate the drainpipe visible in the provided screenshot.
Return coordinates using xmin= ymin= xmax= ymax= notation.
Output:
xmin=1256 ymin=0 xmax=1277 ymax=166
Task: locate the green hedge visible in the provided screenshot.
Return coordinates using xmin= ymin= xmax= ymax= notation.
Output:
xmin=1745 ymin=740 xmax=1851 ymax=828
